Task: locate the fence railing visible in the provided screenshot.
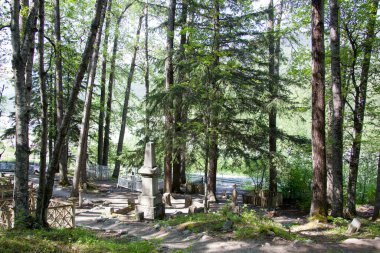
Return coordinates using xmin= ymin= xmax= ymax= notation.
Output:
xmin=117 ymin=175 xmax=142 ymax=192
xmin=87 ymin=165 xmax=111 ymax=180
xmin=0 ymin=176 xmax=75 ymax=229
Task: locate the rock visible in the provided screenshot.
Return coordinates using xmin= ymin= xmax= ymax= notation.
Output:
xmin=266 ymin=210 xmax=279 ymax=218
xmin=200 ymin=234 xmax=212 ymax=242
xmin=342 ymin=238 xmax=362 ymax=245
xmin=154 ymin=224 xmax=161 ymax=230
xmin=267 ymin=230 xmax=275 ymax=237
xmin=262 ymin=242 xmax=270 ymax=247
xmin=347 ymin=218 xmax=361 ymax=234
xmin=221 ymin=190 xmax=227 ymax=199
xmin=96 ymin=217 xmax=107 ymax=223
xmin=136 ymin=211 xmax=144 ymax=222
xmin=183 ymin=230 xmax=191 ymax=235
xmin=104 ymin=207 xmax=114 ymax=216
xmin=118 ymin=230 xmax=128 ymax=235
xmin=304 ymin=239 xmax=313 ymax=244
xmin=103 ymin=200 xmax=111 ymax=206
xmin=223 ymin=219 xmax=234 ymax=231
xmin=184 ymin=195 xmax=192 ymax=208
xmin=292 ymin=240 xmax=301 ymax=247
xmin=162 ymin=193 xmax=172 ymax=206
xmin=189 ymin=202 xmax=204 ymax=214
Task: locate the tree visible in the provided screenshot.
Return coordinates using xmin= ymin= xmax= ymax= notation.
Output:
xmin=144 ymin=1 xmax=150 ymax=142
xmin=102 ymin=2 xmax=132 ymax=167
xmin=36 ymin=0 xmax=48 ymax=225
xmin=327 ymin=0 xmax=343 ymax=217
xmin=113 ymin=14 xmax=144 ymax=178
xmin=372 ymin=149 xmax=380 ymax=220
xmin=72 ymin=0 xmax=107 ymax=197
xmin=10 ymin=0 xmax=39 ymax=228
xmin=267 ymin=0 xmax=283 ymax=209
xmin=97 ymin=0 xmax=113 ymax=166
xmin=172 ymin=0 xmax=189 ymax=193
xmin=37 ymin=0 xmax=107 ymax=226
xmin=346 ymin=0 xmax=379 ymax=217
xmin=55 ymin=0 xmax=70 ymax=186
xmin=310 ymin=0 xmax=327 ymax=218
xmin=163 ymin=0 xmax=176 ymax=193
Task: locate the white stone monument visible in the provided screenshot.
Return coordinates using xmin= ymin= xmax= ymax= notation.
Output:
xmin=136 ymin=142 xmax=165 ymax=219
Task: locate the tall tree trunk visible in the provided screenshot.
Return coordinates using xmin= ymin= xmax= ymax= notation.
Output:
xmin=40 ymin=0 xmax=107 ymax=226
xmin=36 ymin=0 xmax=48 ymax=224
xmin=207 ymin=0 xmax=220 ymax=202
xmin=172 ymin=0 xmax=188 ymax=193
xmin=97 ymin=0 xmax=112 ymax=165
xmin=10 ymin=0 xmax=39 ymax=228
xmin=113 ymin=15 xmax=144 ymax=178
xmin=163 ymin=0 xmax=176 ymax=193
xmin=372 ymin=149 xmax=380 ymax=221
xmin=326 ymin=98 xmax=333 ymax=206
xmin=310 ymin=0 xmax=327 ymax=218
xmin=144 ymin=2 xmax=150 ymax=142
xmin=54 ymin=0 xmax=69 ymax=185
xmin=267 ymin=0 xmax=277 ymax=209
xmin=102 ymin=2 xmax=132 ymax=166
xmin=328 ymin=0 xmax=344 ymax=217
xmin=48 ymin=74 xmax=55 ymax=161
xmin=72 ymin=2 xmax=107 ymax=197
xmin=346 ymin=0 xmax=379 ymax=217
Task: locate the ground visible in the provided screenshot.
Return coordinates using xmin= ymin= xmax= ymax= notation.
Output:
xmin=34 ymin=176 xmax=380 ymax=253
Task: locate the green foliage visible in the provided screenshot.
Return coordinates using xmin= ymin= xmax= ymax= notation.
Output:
xmin=159 ymin=204 xmax=297 ymax=240
xmin=278 ymin=151 xmax=312 ymax=210
xmin=0 ymin=228 xmax=159 ymax=253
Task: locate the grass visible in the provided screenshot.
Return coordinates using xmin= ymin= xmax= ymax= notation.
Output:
xmin=0 ymin=227 xmax=160 ymax=253
xmin=291 ymin=216 xmax=380 ymax=242
xmin=159 ymin=203 xmax=299 ymax=240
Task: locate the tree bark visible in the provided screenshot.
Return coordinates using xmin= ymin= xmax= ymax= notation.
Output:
xmin=36 ymin=0 xmax=48 ymax=224
xmin=372 ymin=149 xmax=380 ymax=221
xmin=144 ymin=2 xmax=150 ymax=142
xmin=113 ymin=15 xmax=144 ymax=178
xmin=54 ymin=0 xmax=70 ymax=185
xmin=172 ymin=0 xmax=188 ymax=193
xmin=102 ymin=2 xmax=132 ymax=166
xmin=310 ymin=0 xmax=327 ymax=218
xmin=10 ymin=0 xmax=39 ymax=228
xmin=97 ymin=0 xmax=112 ymax=165
xmin=72 ymin=1 xmax=107 ymax=197
xmin=40 ymin=0 xmax=107 ymax=226
xmin=163 ymin=0 xmax=176 ymax=193
xmin=327 ymin=0 xmax=344 ymax=217
xmin=207 ymin=0 xmax=220 ymax=202
xmin=267 ymin=0 xmax=277 ymax=209
xmin=346 ymin=0 xmax=379 ymax=217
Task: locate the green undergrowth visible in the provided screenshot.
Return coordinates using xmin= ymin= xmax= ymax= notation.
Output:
xmin=0 ymin=227 xmax=160 ymax=253
xmin=290 ymin=216 xmax=380 ymax=242
xmin=159 ymin=204 xmax=299 ymax=240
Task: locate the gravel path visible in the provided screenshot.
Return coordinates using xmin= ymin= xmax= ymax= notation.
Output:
xmin=41 ymin=177 xmax=380 ymax=253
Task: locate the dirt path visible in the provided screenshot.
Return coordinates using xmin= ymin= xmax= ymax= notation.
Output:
xmin=48 ymin=179 xmax=380 ymax=253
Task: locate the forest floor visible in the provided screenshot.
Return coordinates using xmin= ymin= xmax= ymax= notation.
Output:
xmin=35 ymin=176 xmax=380 ymax=253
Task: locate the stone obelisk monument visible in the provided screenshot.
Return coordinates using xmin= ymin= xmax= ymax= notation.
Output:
xmin=136 ymin=142 xmax=165 ymax=219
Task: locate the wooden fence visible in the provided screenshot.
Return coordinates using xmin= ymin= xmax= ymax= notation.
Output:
xmin=0 ymin=176 xmax=75 ymax=229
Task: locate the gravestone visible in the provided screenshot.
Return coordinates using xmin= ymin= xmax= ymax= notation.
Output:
xmin=135 ymin=142 xmax=165 ymax=219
